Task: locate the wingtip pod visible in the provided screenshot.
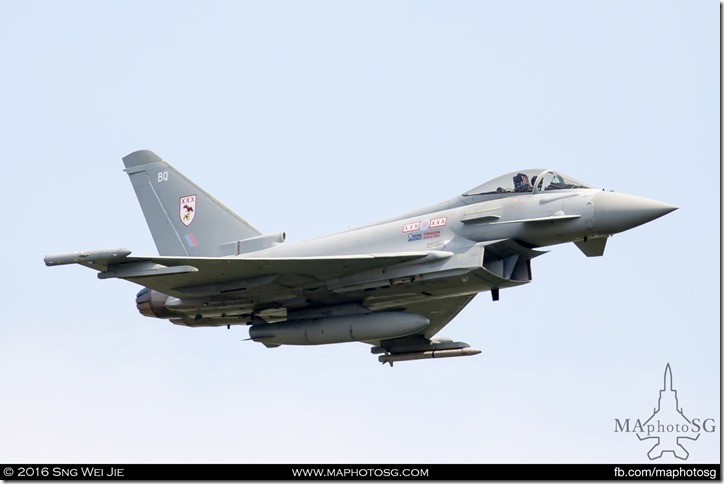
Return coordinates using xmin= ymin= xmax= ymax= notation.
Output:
xmin=44 ymin=248 xmax=132 ymax=266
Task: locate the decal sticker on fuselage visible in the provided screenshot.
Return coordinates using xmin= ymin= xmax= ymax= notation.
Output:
xmin=402 ymin=222 xmax=421 ymax=233
xmin=405 ymin=218 xmax=446 ymax=243
xmin=402 ymin=217 xmax=446 ymax=233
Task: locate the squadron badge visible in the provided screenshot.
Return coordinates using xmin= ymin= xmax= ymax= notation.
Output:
xmin=180 ymin=194 xmax=197 ymax=226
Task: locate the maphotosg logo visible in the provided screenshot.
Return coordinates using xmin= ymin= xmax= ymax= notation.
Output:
xmin=614 ymin=364 xmax=717 ymax=460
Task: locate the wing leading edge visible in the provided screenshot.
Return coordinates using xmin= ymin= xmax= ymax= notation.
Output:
xmin=44 ymin=249 xmax=433 ymax=297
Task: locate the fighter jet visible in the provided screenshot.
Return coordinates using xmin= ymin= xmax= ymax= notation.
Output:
xmin=44 ymin=150 xmax=677 ymax=365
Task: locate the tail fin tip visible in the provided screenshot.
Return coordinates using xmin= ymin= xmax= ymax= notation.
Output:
xmin=122 ymin=150 xmax=164 ymax=169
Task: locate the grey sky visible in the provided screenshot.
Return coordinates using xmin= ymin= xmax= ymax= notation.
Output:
xmin=0 ymin=0 xmax=719 ymax=464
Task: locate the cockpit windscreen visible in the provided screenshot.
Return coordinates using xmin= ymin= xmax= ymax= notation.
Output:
xmin=462 ymin=169 xmax=592 ymax=196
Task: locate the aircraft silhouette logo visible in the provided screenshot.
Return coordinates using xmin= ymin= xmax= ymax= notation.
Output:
xmin=614 ymin=364 xmax=717 ymax=460
xmin=636 ymin=364 xmax=699 ymax=460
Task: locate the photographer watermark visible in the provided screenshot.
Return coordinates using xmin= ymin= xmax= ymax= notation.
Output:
xmin=614 ymin=364 xmax=716 ymax=460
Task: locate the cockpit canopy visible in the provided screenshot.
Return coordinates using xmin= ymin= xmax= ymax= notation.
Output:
xmin=462 ymin=169 xmax=593 ymax=197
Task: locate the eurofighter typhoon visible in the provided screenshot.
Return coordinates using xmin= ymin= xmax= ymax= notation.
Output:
xmin=45 ymin=150 xmax=676 ymax=365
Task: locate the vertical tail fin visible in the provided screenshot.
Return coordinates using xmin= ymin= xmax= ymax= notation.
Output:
xmin=122 ymin=150 xmax=262 ymax=256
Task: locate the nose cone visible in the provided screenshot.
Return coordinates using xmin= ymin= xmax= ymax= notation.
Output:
xmin=593 ymin=191 xmax=677 ymax=235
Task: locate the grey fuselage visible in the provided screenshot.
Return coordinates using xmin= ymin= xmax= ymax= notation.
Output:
xmin=251 ymin=185 xmax=614 ymax=258
xmin=169 ymin=174 xmax=672 ymax=336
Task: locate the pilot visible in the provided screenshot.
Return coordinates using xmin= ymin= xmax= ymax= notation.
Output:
xmin=513 ymin=173 xmax=532 ymax=192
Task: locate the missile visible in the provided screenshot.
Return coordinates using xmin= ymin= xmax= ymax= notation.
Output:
xmin=378 ymin=347 xmax=481 ymax=365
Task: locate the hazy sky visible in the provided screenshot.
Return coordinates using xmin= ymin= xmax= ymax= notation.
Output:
xmin=1 ymin=0 xmax=719 ymax=465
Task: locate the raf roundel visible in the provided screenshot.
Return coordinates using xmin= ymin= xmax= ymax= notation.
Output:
xmin=179 ymin=194 xmax=197 ymax=226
